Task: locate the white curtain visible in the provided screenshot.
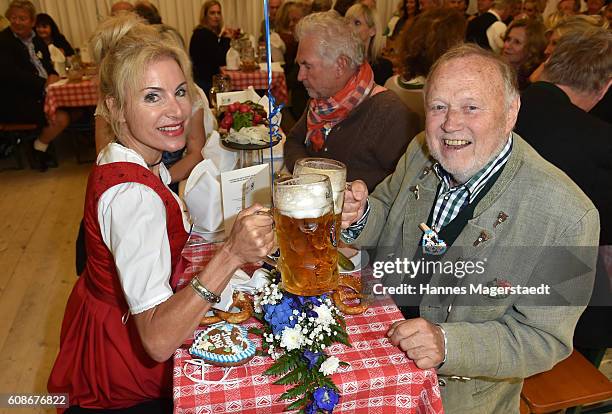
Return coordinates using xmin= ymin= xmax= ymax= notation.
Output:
xmin=1 ymin=0 xmax=398 ymax=51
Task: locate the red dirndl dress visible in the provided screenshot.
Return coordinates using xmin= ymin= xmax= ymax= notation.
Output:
xmin=48 ymin=162 xmax=189 ymax=411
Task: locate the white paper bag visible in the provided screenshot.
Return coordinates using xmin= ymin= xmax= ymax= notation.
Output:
xmin=202 ymin=131 xmax=238 ymax=173
xmin=226 ymin=47 xmax=241 ymax=70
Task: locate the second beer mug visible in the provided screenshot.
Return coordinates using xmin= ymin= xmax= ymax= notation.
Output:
xmin=274 ymin=174 xmax=338 ymax=296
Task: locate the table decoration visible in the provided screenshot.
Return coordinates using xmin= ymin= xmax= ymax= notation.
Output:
xmin=252 ymin=270 xmax=351 ymax=413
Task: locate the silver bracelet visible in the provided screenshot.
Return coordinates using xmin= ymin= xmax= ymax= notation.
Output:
xmin=190 ymin=277 xmax=221 ymax=304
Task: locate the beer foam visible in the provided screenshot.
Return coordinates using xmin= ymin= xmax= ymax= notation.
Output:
xmin=294 ymin=164 xmax=346 ymax=215
xmin=297 ymin=166 xmax=346 ymax=192
xmin=275 ymin=177 xmax=333 ymax=219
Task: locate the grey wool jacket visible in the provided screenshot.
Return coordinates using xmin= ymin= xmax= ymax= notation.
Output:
xmin=353 ymin=132 xmax=599 ymax=413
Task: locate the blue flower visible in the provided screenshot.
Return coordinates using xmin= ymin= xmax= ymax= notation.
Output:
xmin=313 ymin=386 xmax=339 ymax=412
xmin=263 ymin=296 xmax=297 ymax=335
xmin=305 ymin=401 xmax=318 ymax=414
xmin=302 ymin=350 xmax=322 ymax=369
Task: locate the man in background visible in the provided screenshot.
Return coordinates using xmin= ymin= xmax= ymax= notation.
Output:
xmin=284 ymin=11 xmax=419 ymax=191
xmin=515 ymin=27 xmax=612 ymax=366
xmin=466 ymin=0 xmax=520 ymax=52
xmin=0 ymin=0 xmax=70 ymax=171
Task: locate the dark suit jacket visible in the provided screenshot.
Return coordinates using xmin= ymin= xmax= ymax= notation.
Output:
xmin=515 ymin=81 xmax=612 ymax=246
xmin=0 ymin=27 xmax=56 ymax=124
xmin=515 ymin=81 xmax=612 ymax=350
xmin=189 ymin=26 xmax=230 ymax=94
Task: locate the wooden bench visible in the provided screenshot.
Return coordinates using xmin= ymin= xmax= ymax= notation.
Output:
xmin=0 ymin=123 xmax=39 ymax=170
xmin=521 ymin=350 xmax=612 ymax=413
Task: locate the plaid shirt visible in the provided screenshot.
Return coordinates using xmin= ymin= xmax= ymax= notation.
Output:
xmin=430 ymin=135 xmax=513 ymax=232
xmin=341 ymin=135 xmax=513 ymax=242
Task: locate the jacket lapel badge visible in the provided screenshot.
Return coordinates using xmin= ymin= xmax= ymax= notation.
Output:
xmin=494 ymin=211 xmax=509 ymax=228
xmin=473 ymin=230 xmax=490 ymax=247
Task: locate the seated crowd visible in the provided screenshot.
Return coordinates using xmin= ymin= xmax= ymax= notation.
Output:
xmin=0 ymin=0 xmax=609 ymax=413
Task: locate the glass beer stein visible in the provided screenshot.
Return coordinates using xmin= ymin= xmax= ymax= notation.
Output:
xmin=293 ymin=158 xmax=347 ymax=217
xmin=274 ymin=174 xmax=338 ymax=296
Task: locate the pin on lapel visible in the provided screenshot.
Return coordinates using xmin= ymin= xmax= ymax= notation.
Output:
xmin=473 ymin=231 xmax=490 ymax=247
xmin=494 ymin=211 xmax=508 ymax=228
xmin=409 ymin=185 xmax=419 ymax=200
xmin=419 ymin=166 xmax=432 ymax=179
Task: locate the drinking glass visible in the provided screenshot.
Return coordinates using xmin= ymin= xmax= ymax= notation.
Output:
xmin=274 ymin=174 xmax=338 ymax=296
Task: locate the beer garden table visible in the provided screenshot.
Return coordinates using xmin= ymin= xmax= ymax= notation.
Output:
xmin=220 ymin=67 xmax=289 ymax=105
xmin=44 ymin=77 xmax=98 ymax=122
xmin=172 ymin=239 xmax=445 ymax=413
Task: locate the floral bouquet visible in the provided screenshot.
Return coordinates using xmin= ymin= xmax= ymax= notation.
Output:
xmin=253 ymin=274 xmax=351 ymax=413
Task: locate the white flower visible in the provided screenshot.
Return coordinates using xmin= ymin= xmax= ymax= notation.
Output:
xmin=313 ymin=304 xmax=335 ymax=327
xmin=319 ymin=356 xmax=340 ymax=376
xmin=280 ymin=326 xmax=304 ymax=351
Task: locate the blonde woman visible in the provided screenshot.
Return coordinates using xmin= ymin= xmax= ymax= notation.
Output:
xmin=48 ymin=22 xmax=273 ymax=412
xmin=346 ymin=3 xmax=393 ymax=84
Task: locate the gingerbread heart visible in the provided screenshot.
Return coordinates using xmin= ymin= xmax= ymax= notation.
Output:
xmin=190 ymin=322 xmax=256 ymax=366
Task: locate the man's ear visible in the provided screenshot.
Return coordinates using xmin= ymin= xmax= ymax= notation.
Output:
xmin=106 ymin=96 xmax=125 ymax=123
xmin=506 ymin=95 xmax=521 ymax=134
xmin=595 ymin=79 xmax=612 ymax=103
xmin=335 ymin=55 xmax=351 ymax=78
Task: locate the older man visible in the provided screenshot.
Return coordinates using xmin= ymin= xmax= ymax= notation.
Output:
xmin=0 ymin=0 xmax=70 ymax=171
xmin=341 ymin=44 xmax=599 ymax=413
xmin=284 ymin=11 xmax=419 ymax=191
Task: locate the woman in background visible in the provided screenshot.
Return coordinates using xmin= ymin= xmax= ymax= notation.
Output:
xmin=48 ymin=21 xmax=274 ymax=413
xmin=384 ymin=8 xmax=465 ymax=128
xmin=189 ymin=0 xmax=235 ymax=95
xmin=502 ymin=18 xmax=546 ymax=90
xmin=346 ymin=3 xmax=393 ymax=85
xmin=35 ymin=13 xmax=74 ymax=57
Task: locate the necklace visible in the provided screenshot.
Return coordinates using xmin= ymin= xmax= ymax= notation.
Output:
xmin=147 ymin=159 xmax=163 ymax=168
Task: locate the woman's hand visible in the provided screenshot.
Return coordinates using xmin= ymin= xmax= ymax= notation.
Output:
xmin=224 ymin=203 xmax=275 ymax=264
xmin=341 ymin=180 xmax=368 ymax=229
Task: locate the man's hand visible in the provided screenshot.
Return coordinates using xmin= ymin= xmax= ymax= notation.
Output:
xmin=387 ymin=318 xmax=445 ymax=369
xmin=341 ymin=180 xmax=368 ymax=229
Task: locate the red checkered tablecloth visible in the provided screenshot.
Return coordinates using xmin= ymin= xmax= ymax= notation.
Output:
xmin=44 ymin=78 xmax=98 ymax=121
xmin=173 ymin=240 xmax=444 ymax=413
xmin=221 ymin=68 xmax=288 ymax=105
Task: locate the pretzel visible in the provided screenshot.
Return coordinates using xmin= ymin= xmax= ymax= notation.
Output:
xmin=200 ymin=292 xmax=254 ymax=326
xmin=338 ymin=275 xmax=362 ymax=293
xmin=333 ymin=276 xmax=368 ymax=315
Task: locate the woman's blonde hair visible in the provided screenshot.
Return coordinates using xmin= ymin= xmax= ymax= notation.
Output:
xmin=345 ymin=3 xmax=385 ymax=62
xmin=89 ymin=14 xmax=146 ymax=65
xmin=97 ymin=25 xmax=197 ymax=140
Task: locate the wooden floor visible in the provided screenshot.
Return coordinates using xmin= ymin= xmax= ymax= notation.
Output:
xmin=0 ymin=141 xmax=91 ymax=414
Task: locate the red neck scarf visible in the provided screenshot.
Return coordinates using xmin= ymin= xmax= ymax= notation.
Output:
xmin=306 ymin=62 xmax=377 ymax=151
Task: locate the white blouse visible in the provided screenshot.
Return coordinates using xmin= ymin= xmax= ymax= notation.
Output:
xmin=96 ymin=143 xmax=191 ymax=314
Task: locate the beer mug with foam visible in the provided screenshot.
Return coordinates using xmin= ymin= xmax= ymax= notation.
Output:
xmin=294 ymin=157 xmax=347 ymax=221
xmin=274 ymin=174 xmax=338 ymax=296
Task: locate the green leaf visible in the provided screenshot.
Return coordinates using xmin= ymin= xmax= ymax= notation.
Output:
xmin=263 ymin=353 xmax=299 ymax=376
xmin=285 ymin=396 xmax=310 ymax=411
xmin=279 ymin=382 xmax=310 ymax=401
xmin=248 ymin=327 xmax=264 ymax=336
xmin=339 ymin=361 xmax=350 ymax=367
xmin=274 ymin=367 xmax=303 ymax=385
